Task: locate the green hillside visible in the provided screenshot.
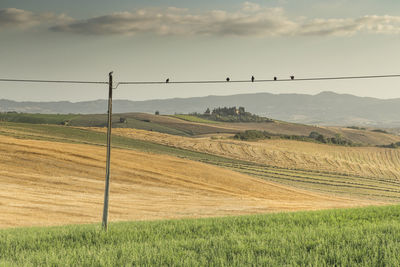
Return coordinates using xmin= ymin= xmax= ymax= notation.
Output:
xmin=0 ymin=112 xmax=190 ymax=135
xmin=1 ymin=205 xmax=400 ymax=266
xmin=173 ymin=114 xmax=220 ymax=124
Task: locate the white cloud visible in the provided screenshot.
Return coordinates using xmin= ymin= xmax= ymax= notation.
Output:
xmin=299 ymin=15 xmax=400 ymax=36
xmin=3 ymin=4 xmax=400 ymax=37
xmin=356 ymin=15 xmax=400 ymax=35
xmin=50 ymin=5 xmax=298 ymax=37
xmin=0 ymin=8 xmax=72 ymax=29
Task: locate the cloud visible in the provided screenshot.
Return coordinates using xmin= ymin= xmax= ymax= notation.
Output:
xmin=4 ymin=4 xmax=400 ymax=37
xmin=50 ymin=4 xmax=400 ymax=37
xmin=0 ymin=8 xmax=72 ymax=29
xmin=299 ymin=15 xmax=400 ymax=36
xmin=356 ymin=15 xmax=400 ymax=35
xmin=50 ymin=4 xmax=299 ymax=37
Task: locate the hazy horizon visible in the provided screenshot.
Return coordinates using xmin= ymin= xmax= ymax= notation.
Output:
xmin=3 ymin=90 xmax=400 ymax=103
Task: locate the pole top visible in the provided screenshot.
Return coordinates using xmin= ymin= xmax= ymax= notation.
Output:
xmin=109 ymin=71 xmax=113 ymax=76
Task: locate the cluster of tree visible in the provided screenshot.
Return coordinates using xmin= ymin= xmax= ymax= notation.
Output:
xmin=194 ymin=107 xmax=273 ymax=123
xmin=234 ymin=130 xmax=359 ymax=146
xmin=378 ymin=142 xmax=400 ymax=149
xmin=371 ymin=129 xmax=389 ymax=134
xmin=207 ymin=107 xmax=245 ymax=116
xmin=308 ymin=132 xmax=357 ymax=146
xmin=234 ymin=130 xmax=272 ymax=141
xmin=346 ymin=126 xmax=366 ymax=130
xmin=234 ymin=130 xmax=316 ymax=142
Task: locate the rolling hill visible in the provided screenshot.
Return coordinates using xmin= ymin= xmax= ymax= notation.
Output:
xmin=1 ymin=121 xmax=400 ymax=204
xmin=1 ymin=112 xmax=400 ymax=146
xmin=3 ymin=91 xmax=400 ymax=126
xmin=1 ymin=114 xmax=399 ymax=229
xmin=0 ymin=134 xmax=366 ymax=228
xmin=91 ymin=127 xmax=400 ymax=180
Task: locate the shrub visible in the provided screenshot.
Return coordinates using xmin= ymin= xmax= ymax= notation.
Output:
xmin=347 ymin=126 xmax=366 ymax=130
xmin=372 ymin=129 xmax=388 ymax=134
xmin=234 ymin=130 xmax=271 ymax=141
xmin=378 ymin=142 xmax=400 ymax=149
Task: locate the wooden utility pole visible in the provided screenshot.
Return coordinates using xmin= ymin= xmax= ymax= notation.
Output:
xmin=102 ymin=71 xmax=113 ymax=231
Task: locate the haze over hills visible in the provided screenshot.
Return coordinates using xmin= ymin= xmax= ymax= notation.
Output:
xmin=2 ymin=91 xmax=400 ymax=127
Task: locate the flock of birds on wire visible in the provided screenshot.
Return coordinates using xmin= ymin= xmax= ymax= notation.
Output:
xmin=164 ymin=75 xmax=295 ymax=83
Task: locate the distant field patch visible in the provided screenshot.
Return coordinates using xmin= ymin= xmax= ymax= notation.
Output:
xmin=0 ymin=112 xmax=77 ymax=124
xmin=2 ymin=112 xmax=399 ymax=145
xmin=173 ymin=114 xmax=220 ymax=124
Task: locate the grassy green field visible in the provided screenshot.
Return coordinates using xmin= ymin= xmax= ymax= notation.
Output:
xmin=1 ymin=205 xmax=400 ymax=266
xmin=0 ymin=113 xmax=191 ymax=135
xmin=0 ymin=112 xmax=236 ymax=136
xmin=173 ymin=114 xmax=220 ymax=124
xmin=0 ymin=113 xmax=78 ymax=124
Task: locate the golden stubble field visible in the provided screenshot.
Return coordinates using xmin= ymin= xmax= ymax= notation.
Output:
xmin=91 ymin=128 xmax=400 ymax=180
xmin=0 ymin=135 xmax=375 ymax=228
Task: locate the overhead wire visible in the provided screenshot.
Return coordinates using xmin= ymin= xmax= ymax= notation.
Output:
xmin=1 ymin=74 xmax=400 ymax=88
xmin=0 ymin=78 xmax=107 ymax=84
xmin=116 ymin=74 xmax=400 ymax=87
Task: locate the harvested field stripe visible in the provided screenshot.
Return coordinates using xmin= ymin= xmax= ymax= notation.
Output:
xmin=1 ymin=134 xmax=375 ymax=228
xmin=2 ymin=122 xmax=400 ymax=202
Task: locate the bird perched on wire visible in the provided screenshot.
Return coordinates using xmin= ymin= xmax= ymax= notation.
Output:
xmin=274 ymin=77 xmax=277 ymax=81
xmin=166 ymin=78 xmax=169 ymax=83
xmin=251 ymin=76 xmax=255 ymax=82
xmin=226 ymin=77 xmax=230 ymax=82
xmin=290 ymin=76 xmax=294 ymax=80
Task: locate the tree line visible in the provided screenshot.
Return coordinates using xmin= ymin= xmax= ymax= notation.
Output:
xmin=192 ymin=106 xmax=273 ymax=123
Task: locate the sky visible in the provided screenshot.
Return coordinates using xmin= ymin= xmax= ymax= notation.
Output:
xmin=1 ymin=0 xmax=400 ymax=102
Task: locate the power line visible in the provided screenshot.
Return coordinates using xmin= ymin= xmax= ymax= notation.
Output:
xmin=1 ymin=74 xmax=400 ymax=87
xmin=117 ymin=74 xmax=400 ymax=86
xmin=0 ymin=78 xmax=107 ymax=84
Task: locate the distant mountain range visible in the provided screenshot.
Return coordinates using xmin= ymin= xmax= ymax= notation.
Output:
xmin=2 ymin=91 xmax=400 ymax=127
